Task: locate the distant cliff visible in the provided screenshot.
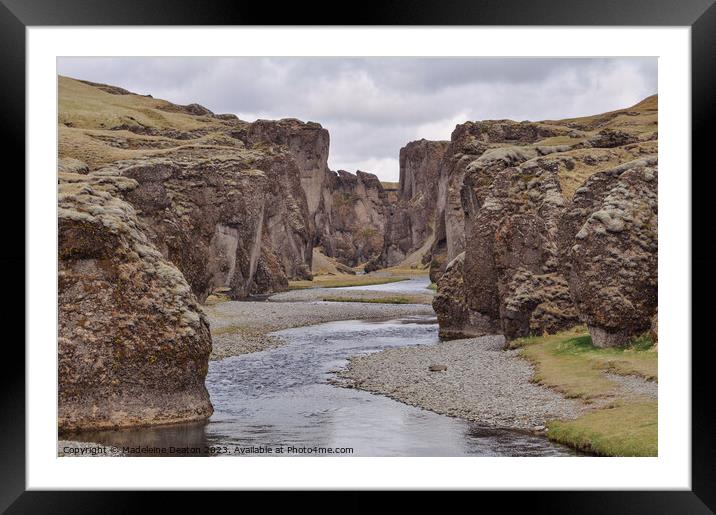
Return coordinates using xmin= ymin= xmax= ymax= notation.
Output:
xmin=315 ymin=170 xmax=393 ymax=267
xmin=367 ymin=139 xmax=449 ymax=272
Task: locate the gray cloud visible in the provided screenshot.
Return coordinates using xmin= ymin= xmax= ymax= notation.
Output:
xmin=57 ymin=57 xmax=657 ymax=181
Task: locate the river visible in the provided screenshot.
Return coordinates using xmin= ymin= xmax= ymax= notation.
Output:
xmin=69 ymin=277 xmax=575 ymax=456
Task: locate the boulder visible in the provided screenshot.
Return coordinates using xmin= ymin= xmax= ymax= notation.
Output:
xmin=58 ymin=172 xmax=212 ymax=432
xmin=569 ymin=163 xmax=658 ymax=347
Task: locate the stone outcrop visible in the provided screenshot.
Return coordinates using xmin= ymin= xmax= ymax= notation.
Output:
xmin=58 ymin=172 xmax=212 ymax=432
xmin=368 ymin=139 xmax=449 ymax=271
xmin=432 ymin=252 xmax=470 ymax=339
xmin=567 ymin=161 xmax=658 ymax=347
xmin=59 ymin=77 xmax=319 ymax=299
xmin=240 ymin=118 xmax=331 ymax=223
xmin=432 ymin=96 xmax=659 ymax=346
xmin=57 ymin=77 xmax=331 ymax=434
xmin=436 ymin=149 xmax=579 ymax=340
xmin=105 ymin=149 xmax=311 ymax=302
xmin=315 ymin=170 xmax=392 ymax=267
xmin=94 ymin=154 xmax=269 ymax=303
xmin=430 ymin=121 xmax=560 ymax=281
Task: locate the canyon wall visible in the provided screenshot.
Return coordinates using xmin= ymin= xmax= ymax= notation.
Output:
xmin=59 ymin=76 xmax=317 ymax=300
xmin=57 ymin=76 xmax=395 ymax=430
xmin=433 ymin=95 xmax=659 ymax=347
xmin=57 ymin=75 xmax=660 ymax=438
xmin=315 ymin=170 xmax=392 ymax=267
xmin=57 ymin=77 xmax=331 ymax=430
xmin=367 ymin=139 xmax=449 ymax=271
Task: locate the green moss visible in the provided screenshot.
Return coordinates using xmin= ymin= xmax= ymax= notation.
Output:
xmin=321 ymin=295 xmax=418 ymax=304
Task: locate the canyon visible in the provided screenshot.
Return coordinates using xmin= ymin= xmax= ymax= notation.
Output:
xmin=58 ymin=75 xmax=658 ymax=434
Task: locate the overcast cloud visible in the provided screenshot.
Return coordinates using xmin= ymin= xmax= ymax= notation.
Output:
xmin=58 ymin=57 xmax=657 ymax=181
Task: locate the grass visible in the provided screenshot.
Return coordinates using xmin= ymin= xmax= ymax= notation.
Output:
xmin=548 ymin=401 xmax=657 ymax=457
xmin=204 ymin=292 xmax=231 ymax=305
xmin=321 ymin=295 xmax=417 ymax=304
xmin=211 ymin=324 xmax=248 ymax=336
xmin=512 ymin=327 xmax=657 ymax=456
xmin=513 ymin=327 xmax=657 ymax=399
xmin=58 ymin=76 xmax=253 ymax=170
xmin=289 ymin=275 xmax=409 ymax=290
xmin=426 ymin=282 xmax=437 ymax=291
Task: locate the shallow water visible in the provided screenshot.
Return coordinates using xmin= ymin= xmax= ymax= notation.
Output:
xmin=70 ymin=315 xmax=575 ymax=457
xmin=335 ymin=276 xmax=433 ymax=294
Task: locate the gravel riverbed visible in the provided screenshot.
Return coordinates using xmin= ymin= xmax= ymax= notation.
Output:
xmin=205 ymin=300 xmax=435 ymax=360
xmin=269 ymin=288 xmax=433 ymax=304
xmin=335 ymin=335 xmax=586 ymax=430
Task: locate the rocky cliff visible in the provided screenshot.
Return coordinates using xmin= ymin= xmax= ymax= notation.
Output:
xmin=429 ymin=120 xmax=564 ymax=282
xmin=59 ymin=76 xmax=315 ymax=298
xmin=57 ymin=76 xmax=330 ymax=432
xmin=433 ymin=96 xmax=658 ymax=346
xmin=368 ymin=139 xmax=449 ymax=271
xmin=567 ymin=159 xmax=658 ymax=347
xmin=240 ymin=117 xmax=331 ymax=230
xmin=58 ymin=171 xmax=213 ymax=431
xmin=315 ymin=170 xmax=392 ymax=267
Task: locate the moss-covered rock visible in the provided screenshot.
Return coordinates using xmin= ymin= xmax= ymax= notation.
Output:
xmin=58 ymin=172 xmax=212 ymax=432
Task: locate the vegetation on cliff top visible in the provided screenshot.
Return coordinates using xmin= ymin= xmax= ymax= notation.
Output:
xmin=59 ymin=75 xmax=249 ymax=170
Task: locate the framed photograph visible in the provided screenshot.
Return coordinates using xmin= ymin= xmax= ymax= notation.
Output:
xmin=5 ymin=0 xmax=714 ymax=510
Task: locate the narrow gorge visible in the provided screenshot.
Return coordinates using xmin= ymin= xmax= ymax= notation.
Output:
xmin=58 ymin=76 xmax=658 ymax=457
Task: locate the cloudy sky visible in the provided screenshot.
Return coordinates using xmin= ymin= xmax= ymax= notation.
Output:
xmin=58 ymin=57 xmax=657 ymax=181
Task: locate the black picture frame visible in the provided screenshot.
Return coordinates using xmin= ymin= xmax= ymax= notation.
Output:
xmin=3 ymin=0 xmax=714 ymax=511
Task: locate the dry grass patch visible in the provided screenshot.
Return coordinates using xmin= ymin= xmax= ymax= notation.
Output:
xmin=321 ymin=295 xmax=422 ymax=305
xmin=289 ymin=275 xmax=409 ymax=290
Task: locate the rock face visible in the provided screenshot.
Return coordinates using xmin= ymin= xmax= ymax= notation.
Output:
xmin=369 ymin=139 xmax=449 ymax=270
xmin=56 ymin=77 xmax=332 ymax=433
xmin=430 ymin=121 xmax=560 ymax=282
xmin=432 ymin=96 xmax=659 ymax=346
xmin=241 ymin=118 xmax=331 ymax=223
xmin=458 ymin=144 xmax=581 ymax=340
xmin=315 ymin=170 xmax=392 ymax=267
xmin=58 ymin=172 xmax=212 ymax=432
xmin=96 ymin=155 xmax=267 ymax=303
xmin=59 ymin=77 xmax=317 ymax=299
xmin=432 ymin=253 xmax=470 ymax=339
xmin=567 ymin=161 xmax=658 ymax=347
xmin=91 ymin=146 xmax=313 ymax=302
